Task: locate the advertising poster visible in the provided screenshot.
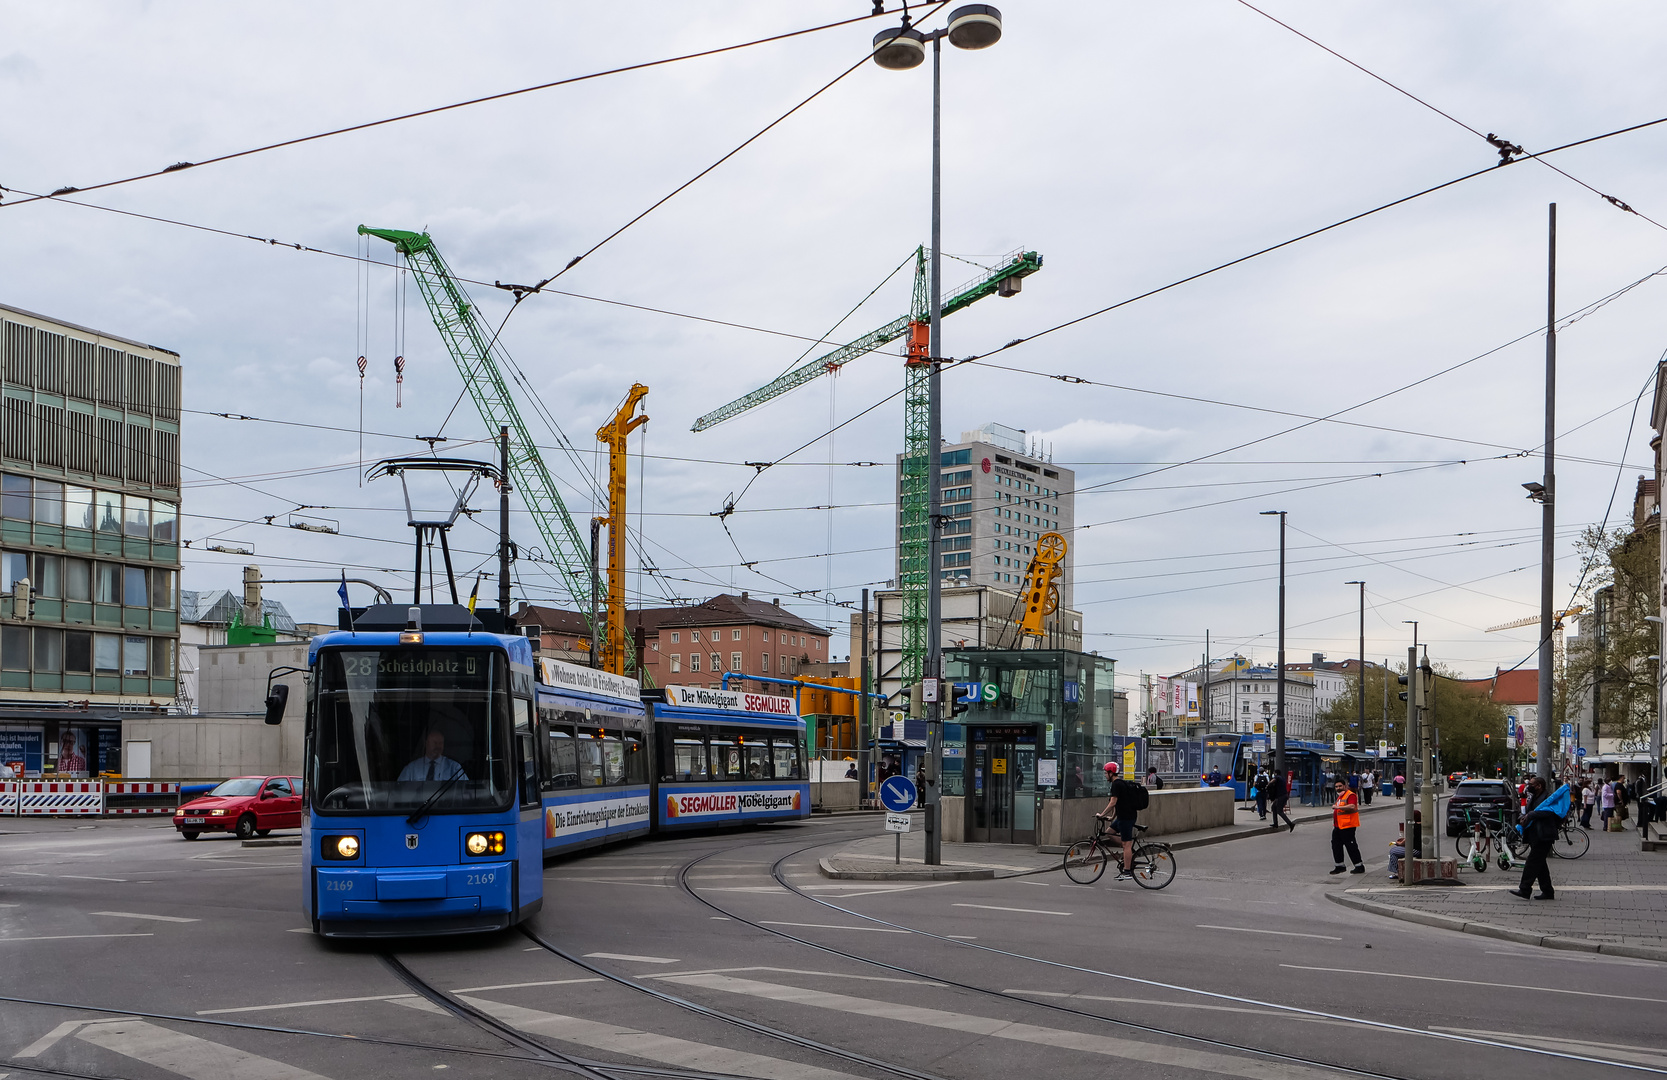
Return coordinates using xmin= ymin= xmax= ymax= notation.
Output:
xmin=1186 ymin=682 xmax=1200 ymax=718
xmin=97 ymin=728 xmax=120 ymax=773
xmin=664 ymin=788 xmax=802 ymax=820
xmin=0 ymin=730 xmax=43 ymax=776
xmin=55 ymin=727 xmax=91 ymax=777
xmin=545 ymin=794 xmax=651 ymax=840
xmin=1170 ymin=679 xmax=1184 ymax=715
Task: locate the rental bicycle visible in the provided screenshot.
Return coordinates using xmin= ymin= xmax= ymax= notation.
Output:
xmin=1550 ymin=815 xmax=1590 ymax=859
xmin=1460 ymin=806 xmax=1520 ymax=872
xmin=1063 ymin=818 xmax=1176 ymax=889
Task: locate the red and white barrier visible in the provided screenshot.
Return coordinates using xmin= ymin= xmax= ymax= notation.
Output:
xmin=0 ymin=780 xmax=16 ymax=816
xmin=18 ymin=781 xmax=104 ymax=816
xmin=103 ymin=781 xmax=180 ymax=814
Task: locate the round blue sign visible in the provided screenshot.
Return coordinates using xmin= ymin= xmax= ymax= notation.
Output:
xmin=879 ymin=775 xmax=918 ymax=812
xmin=1576 ymin=747 xmax=1587 ymax=758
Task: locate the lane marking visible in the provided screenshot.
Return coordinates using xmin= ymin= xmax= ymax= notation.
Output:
xmin=1482 ymin=950 xmax=1653 ymax=968
xmin=1280 ymin=965 xmax=1667 ymax=1004
xmin=759 ymin=921 xmax=911 ymax=934
xmin=584 ymin=952 xmax=681 ymax=964
xmin=952 ymin=903 xmax=1071 ymax=916
xmin=59 ymin=875 xmax=128 ymax=882
xmin=19 ymin=1019 xmax=133 ymax=1058
xmin=1008 ymin=990 xmax=1353 ymax=1028
xmin=451 ymin=978 xmax=603 ymax=993
xmin=75 ymin=1018 xmax=332 ymax=1079
xmin=946 ymin=935 xmax=978 ymax=940
xmin=661 ymin=973 xmax=1338 ymax=1080
xmin=1434 ymin=1028 xmax=1667 ymax=1068
xmin=91 ymin=911 xmax=200 ymax=924
xmin=1198 ymin=925 xmax=1342 ymax=941
xmin=457 ymin=995 xmax=868 ymax=1080
xmin=0 ymin=902 xmax=19 ymax=907
xmin=1346 ymin=884 xmax=1667 ymax=893
xmin=557 ymin=878 xmax=675 ymax=888
xmin=199 ymin=994 xmax=419 ymax=1015
xmin=648 ymin=966 xmax=941 ymax=987
xmin=0 ymin=933 xmax=153 ymax=943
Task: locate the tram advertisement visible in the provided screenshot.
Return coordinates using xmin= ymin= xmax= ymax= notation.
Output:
xmin=664 ymin=788 xmax=802 ymax=819
xmin=545 ymin=793 xmax=651 ymax=840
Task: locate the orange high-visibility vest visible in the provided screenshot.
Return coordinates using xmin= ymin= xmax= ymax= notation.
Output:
xmin=1333 ymin=792 xmax=1360 ymax=830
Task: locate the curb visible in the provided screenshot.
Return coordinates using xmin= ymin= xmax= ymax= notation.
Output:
xmin=1324 ymin=890 xmax=1667 ymax=962
xmin=817 ymin=856 xmax=994 ymax=881
xmin=241 ymin=837 xmax=302 ymax=848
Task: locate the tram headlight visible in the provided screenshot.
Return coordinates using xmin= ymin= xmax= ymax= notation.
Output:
xmin=321 ymin=835 xmax=360 ymax=860
xmin=465 ymin=831 xmax=504 ymax=856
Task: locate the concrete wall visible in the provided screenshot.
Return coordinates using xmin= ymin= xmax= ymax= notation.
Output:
xmin=1039 ymin=787 xmax=1234 ymax=847
xmin=811 ymin=778 xmax=860 ymax=811
xmin=198 ymin=643 xmax=309 ymax=716
xmin=122 ymin=713 xmax=304 ymax=779
xmin=941 ymin=795 xmax=965 ymax=842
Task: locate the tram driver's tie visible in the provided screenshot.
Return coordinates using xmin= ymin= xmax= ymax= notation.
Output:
xmin=427 ymin=760 xmax=435 ymax=781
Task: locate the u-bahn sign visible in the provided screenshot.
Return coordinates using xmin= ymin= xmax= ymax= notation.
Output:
xmin=954 ymin=681 xmax=999 ymax=704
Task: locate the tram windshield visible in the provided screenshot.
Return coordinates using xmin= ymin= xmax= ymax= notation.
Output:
xmin=311 ymin=647 xmax=514 ymax=815
xmin=1201 ymin=736 xmax=1239 ymax=780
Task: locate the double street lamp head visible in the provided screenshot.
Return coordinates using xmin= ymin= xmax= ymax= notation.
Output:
xmin=873 ymin=5 xmax=1002 ymax=69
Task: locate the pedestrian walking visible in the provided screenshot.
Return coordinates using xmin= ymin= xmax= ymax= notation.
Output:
xmin=1253 ymin=767 xmax=1269 ymax=820
xmin=1361 ymin=769 xmax=1374 ymax=806
xmin=1511 ymin=776 xmax=1567 ymax=901
xmin=1600 ymin=779 xmax=1616 ymax=830
xmin=1393 ymin=773 xmax=1405 ymax=798
xmin=1265 ymin=769 xmax=1294 ymax=831
xmin=1614 ymin=779 xmax=1632 ymax=829
xmin=1327 ymin=779 xmax=1365 ymax=875
xmin=1580 ymin=781 xmax=1596 ymax=828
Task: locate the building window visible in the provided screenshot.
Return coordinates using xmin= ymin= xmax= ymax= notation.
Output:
xmin=732 ymin=628 xmax=741 ymax=641
xmin=34 ymin=627 xmax=61 ymax=672
xmin=123 ymin=635 xmax=148 ymax=676
xmin=688 ymin=653 xmax=700 ymax=672
xmin=813 ymin=639 xmax=821 ymax=651
xmin=65 ymin=630 xmax=90 ymax=673
xmin=0 ymin=551 xmax=25 ymax=592
xmin=66 ymin=558 xmax=89 ymax=602
xmin=33 ymin=480 xmax=62 ymax=525
xmin=669 ymin=654 xmax=681 ymax=673
xmin=0 ymin=474 xmax=28 ymax=520
xmin=671 ymin=632 xmax=680 ymax=643
xmin=151 ymin=636 xmax=174 ymax=678
xmin=710 ymin=653 xmax=720 ymax=672
xmin=33 ymin=554 xmax=60 ymax=598
xmin=65 ymin=485 xmax=91 ymax=531
xmin=124 ymin=497 xmax=150 ymax=538
xmin=0 ymin=626 xmax=26 ymax=669
xmin=123 ymin=567 xmax=147 ymax=607
xmin=151 ymin=569 xmax=174 ymax=609
xmin=762 ymin=653 xmax=770 ymax=673
xmin=94 ymin=491 xmax=120 ymax=533
xmin=650 ymin=640 xmax=659 ymax=651
xmin=763 ymin=630 xmax=770 ymax=643
xmin=779 ymin=654 xmax=787 ymax=674
xmin=731 ymin=651 xmax=742 ymax=671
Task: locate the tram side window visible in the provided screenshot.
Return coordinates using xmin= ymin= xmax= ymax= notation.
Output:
xmin=545 ymin=726 xmax=578 ymax=788
xmin=771 ymin=738 xmax=802 ymax=780
xmin=709 ymin=739 xmax=742 ymax=780
xmin=623 ymin=734 xmax=647 ymax=784
xmin=672 ymin=738 xmax=707 ymax=781
xmin=741 ymin=740 xmax=772 ymax=780
xmin=576 ymin=730 xmax=605 ymax=786
xmin=601 ymin=735 xmax=625 ymax=785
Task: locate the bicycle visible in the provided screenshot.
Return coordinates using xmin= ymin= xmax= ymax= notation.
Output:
xmin=1550 ymin=815 xmax=1590 ymax=859
xmin=1063 ymin=817 xmax=1176 ymax=889
xmin=1459 ymin=806 xmax=1519 ymax=872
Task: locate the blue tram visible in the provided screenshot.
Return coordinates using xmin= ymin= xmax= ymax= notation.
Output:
xmin=533 ymin=657 xmax=653 ymax=856
xmin=296 ymin=604 xmax=543 ymax=938
xmin=648 ymin=685 xmax=810 ymax=829
xmin=1196 ymin=732 xmax=1399 ymax=804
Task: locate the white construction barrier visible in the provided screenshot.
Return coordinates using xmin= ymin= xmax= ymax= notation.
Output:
xmin=103 ymin=781 xmax=180 ymax=815
xmin=18 ymin=781 xmax=104 ymax=816
xmin=0 ymin=780 xmax=16 ymax=816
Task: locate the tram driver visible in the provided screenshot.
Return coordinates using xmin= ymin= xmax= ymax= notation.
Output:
xmin=398 ymin=729 xmax=469 ymax=783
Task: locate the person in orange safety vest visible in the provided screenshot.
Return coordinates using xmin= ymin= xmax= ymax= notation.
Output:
xmin=1328 ymin=778 xmax=1365 ymax=875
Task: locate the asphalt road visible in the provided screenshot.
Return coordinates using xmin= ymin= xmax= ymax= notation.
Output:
xmin=1 ymin=810 xmax=1662 ymax=1080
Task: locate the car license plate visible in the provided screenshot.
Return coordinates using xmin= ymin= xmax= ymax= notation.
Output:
xmin=182 ymin=817 xmax=205 ymax=825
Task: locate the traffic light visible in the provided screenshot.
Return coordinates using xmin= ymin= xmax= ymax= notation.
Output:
xmin=1484 ymin=733 xmax=1491 ymax=745
xmin=950 ymin=689 xmax=971 ymax=720
xmin=1397 ymin=672 xmax=1409 ymax=703
xmin=907 ymin=684 xmax=923 ymax=719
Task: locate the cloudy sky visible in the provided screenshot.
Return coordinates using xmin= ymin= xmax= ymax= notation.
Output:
xmin=4 ymin=2 xmax=1666 ymax=696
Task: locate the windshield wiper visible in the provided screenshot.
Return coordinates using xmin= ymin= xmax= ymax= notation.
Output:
xmin=406 ymin=769 xmax=466 ymax=826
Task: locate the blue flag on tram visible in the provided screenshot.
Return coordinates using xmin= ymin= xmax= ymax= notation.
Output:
xmin=337 ymin=571 xmax=351 ymax=611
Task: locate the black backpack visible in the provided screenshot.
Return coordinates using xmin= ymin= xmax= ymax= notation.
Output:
xmin=1119 ymin=778 xmax=1150 ymax=812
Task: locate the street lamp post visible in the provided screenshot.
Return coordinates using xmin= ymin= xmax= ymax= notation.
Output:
xmin=1647 ymin=615 xmax=1664 ymax=791
xmin=873 ymin=4 xmax=1003 ymax=867
xmin=1346 ymin=581 xmax=1366 ymax=746
xmin=1261 ymin=511 xmax=1287 ymax=779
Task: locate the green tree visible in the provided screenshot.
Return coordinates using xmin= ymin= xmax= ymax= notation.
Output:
xmin=1316 ymin=663 xmax=1508 ymax=772
xmin=1559 ymin=523 xmax=1660 ymax=752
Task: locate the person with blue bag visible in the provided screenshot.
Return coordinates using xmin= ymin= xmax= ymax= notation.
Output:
xmin=1511 ymin=776 xmax=1570 ymax=901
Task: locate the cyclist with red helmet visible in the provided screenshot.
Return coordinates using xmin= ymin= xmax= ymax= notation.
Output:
xmin=1095 ymin=761 xmax=1138 ymax=881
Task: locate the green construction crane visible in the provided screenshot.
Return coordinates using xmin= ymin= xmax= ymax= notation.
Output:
xmin=692 ymin=247 xmax=1042 ymax=688
xmin=358 ymin=226 xmax=596 ymax=633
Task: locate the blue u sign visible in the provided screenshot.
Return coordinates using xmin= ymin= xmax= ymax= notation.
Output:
xmin=879 ymin=775 xmax=918 ymax=812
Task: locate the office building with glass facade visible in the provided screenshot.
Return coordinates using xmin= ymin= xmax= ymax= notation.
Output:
xmin=0 ymin=303 xmax=180 ymax=777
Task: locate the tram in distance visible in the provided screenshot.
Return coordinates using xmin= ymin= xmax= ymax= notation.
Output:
xmin=265 ymin=604 xmax=810 ymax=938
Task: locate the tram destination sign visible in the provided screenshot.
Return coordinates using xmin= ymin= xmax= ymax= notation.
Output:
xmin=663 ymin=685 xmax=798 ymax=716
xmin=539 ymin=658 xmax=640 ymax=703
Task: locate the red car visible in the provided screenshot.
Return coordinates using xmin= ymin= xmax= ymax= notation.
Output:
xmin=173 ymin=775 xmax=303 ymax=840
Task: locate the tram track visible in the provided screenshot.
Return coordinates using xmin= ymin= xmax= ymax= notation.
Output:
xmin=622 ymin=838 xmax=1662 ymax=1080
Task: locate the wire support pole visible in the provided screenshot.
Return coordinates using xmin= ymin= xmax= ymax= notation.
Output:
xmin=924 ymin=32 xmax=946 ymax=867
xmin=1538 ymin=204 xmax=1557 ymax=782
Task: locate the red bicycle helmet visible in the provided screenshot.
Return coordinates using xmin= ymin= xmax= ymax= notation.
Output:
xmin=1103 ymin=761 xmax=1119 ymax=775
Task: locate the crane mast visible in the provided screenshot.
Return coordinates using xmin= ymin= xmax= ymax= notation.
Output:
xmin=357 ymin=226 xmax=598 ymax=638
xmin=692 ymin=247 xmax=1042 ymax=688
xmin=596 ymin=385 xmax=649 ymax=675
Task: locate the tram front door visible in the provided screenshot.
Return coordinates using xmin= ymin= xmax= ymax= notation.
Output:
xmin=969 ymin=725 xmax=1037 ymax=844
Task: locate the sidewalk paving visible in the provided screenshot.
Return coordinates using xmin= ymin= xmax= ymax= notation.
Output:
xmin=817 ymin=799 xmax=1397 ymax=880
xmin=1326 ymin=821 xmax=1667 ymax=962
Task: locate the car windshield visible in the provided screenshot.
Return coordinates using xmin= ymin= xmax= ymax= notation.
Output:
xmin=209 ymin=778 xmax=263 ymax=797
xmin=1454 ymin=782 xmax=1504 ymax=796
xmin=311 ymin=647 xmax=513 ymax=815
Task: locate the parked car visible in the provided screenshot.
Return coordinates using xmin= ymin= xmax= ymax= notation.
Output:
xmin=1445 ymin=778 xmax=1519 ymax=837
xmin=173 ymin=775 xmax=303 ymax=840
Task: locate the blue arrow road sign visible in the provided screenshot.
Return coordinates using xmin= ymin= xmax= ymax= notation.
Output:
xmin=879 ymin=775 xmax=918 ymax=812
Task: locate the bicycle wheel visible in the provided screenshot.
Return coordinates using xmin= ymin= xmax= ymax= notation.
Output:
xmin=1460 ymin=833 xmax=1487 ymax=870
xmin=1552 ymin=825 xmax=1590 ymax=859
xmin=1063 ymin=839 xmax=1108 ymax=884
xmin=1131 ymin=844 xmax=1176 ymax=890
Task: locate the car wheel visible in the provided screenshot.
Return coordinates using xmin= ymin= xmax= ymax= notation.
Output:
xmin=236 ymin=814 xmax=258 ymax=841
xmin=181 ymin=830 xmax=200 ymax=840
xmin=256 ymin=829 xmax=271 ymax=837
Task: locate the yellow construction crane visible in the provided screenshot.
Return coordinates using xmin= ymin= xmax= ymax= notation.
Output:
xmin=596 ymin=384 xmax=649 ymax=676
xmin=1486 ymin=606 xmax=1584 ymax=634
xmin=1015 ymin=531 xmax=1067 ymax=647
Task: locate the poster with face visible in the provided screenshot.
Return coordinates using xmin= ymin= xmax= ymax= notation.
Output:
xmin=56 ymin=727 xmax=89 ymax=777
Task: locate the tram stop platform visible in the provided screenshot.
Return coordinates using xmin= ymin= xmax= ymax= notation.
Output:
xmin=819 ymin=799 xmax=1400 ymax=880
